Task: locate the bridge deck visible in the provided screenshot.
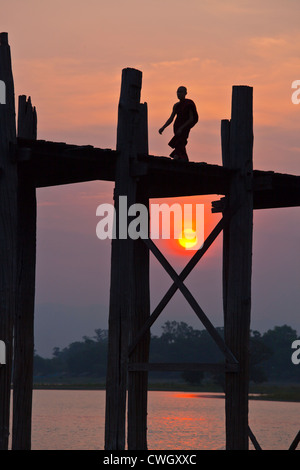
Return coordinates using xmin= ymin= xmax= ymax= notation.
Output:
xmin=17 ymin=138 xmax=300 ymax=210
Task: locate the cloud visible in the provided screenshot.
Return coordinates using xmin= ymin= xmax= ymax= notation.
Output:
xmin=248 ymin=32 xmax=300 ymax=63
xmin=150 ymin=58 xmax=200 ymax=68
xmin=251 ymin=36 xmax=287 ymax=49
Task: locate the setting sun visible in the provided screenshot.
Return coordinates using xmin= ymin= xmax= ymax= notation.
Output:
xmin=178 ymin=228 xmax=198 ymax=250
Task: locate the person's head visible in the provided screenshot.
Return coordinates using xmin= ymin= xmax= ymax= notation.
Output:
xmin=177 ymin=86 xmax=187 ymax=101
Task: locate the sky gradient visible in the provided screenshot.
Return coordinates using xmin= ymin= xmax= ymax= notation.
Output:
xmin=2 ymin=0 xmax=300 ymax=356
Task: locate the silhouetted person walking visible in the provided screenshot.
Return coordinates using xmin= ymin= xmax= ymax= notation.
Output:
xmin=159 ymin=86 xmax=198 ymax=161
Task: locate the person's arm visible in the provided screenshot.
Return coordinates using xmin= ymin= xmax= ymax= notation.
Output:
xmin=159 ymin=105 xmax=176 ymax=134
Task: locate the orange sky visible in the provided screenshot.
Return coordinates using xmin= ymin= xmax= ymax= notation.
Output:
xmin=3 ymin=0 xmax=300 ymax=172
xmin=2 ymin=0 xmax=300 ymax=355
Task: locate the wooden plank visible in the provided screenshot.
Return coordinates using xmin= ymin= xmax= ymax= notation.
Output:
xmin=12 ymin=95 xmax=37 ymax=449
xmin=222 ymin=86 xmax=253 ymax=450
xmin=127 ymin=102 xmax=150 ymax=450
xmin=105 ymin=68 xmax=142 ymax=450
xmin=0 ymin=32 xmax=18 ymax=450
xmin=128 ymin=362 xmax=239 ymax=373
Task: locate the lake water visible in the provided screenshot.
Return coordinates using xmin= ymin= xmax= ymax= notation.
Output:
xmin=28 ymin=390 xmax=299 ymax=450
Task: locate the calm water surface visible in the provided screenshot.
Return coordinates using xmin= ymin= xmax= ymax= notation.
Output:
xmin=29 ymin=390 xmax=299 ymax=450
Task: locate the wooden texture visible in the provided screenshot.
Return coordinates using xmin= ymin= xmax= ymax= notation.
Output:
xmin=0 ymin=32 xmax=18 ymax=450
xmin=222 ymin=86 xmax=253 ymax=450
xmin=105 ymin=68 xmax=142 ymax=450
xmin=12 ymin=95 xmax=37 ymax=449
xmin=127 ymin=102 xmax=150 ymax=450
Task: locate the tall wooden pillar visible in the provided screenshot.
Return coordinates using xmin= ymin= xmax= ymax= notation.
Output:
xmin=105 ymin=68 xmax=148 ymax=450
xmin=12 ymin=95 xmax=37 ymax=449
xmin=0 ymin=32 xmax=18 ymax=450
xmin=222 ymin=86 xmax=253 ymax=450
xmin=127 ymin=102 xmax=150 ymax=450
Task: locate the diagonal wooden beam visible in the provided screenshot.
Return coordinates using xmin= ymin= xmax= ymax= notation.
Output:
xmin=128 ymin=215 xmax=226 ymax=356
xmin=289 ymin=430 xmax=300 ymax=450
xmin=248 ymin=426 xmax=262 ymax=450
xmin=128 ymin=198 xmax=244 ymax=358
xmin=141 ymin=235 xmax=238 ymax=364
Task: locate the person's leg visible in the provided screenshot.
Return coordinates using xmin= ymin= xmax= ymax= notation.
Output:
xmin=168 ymin=129 xmax=190 ymax=161
xmin=170 ymin=133 xmax=189 ymax=161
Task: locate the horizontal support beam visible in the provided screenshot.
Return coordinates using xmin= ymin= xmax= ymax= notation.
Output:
xmin=212 ymin=170 xmax=300 ymax=212
xmin=17 ymin=138 xmax=117 ymax=187
xmin=141 ymin=153 xmax=232 ymax=198
xmin=128 ymin=362 xmax=239 ymax=372
xmin=16 ymin=139 xmax=300 ymax=209
xmin=254 ymin=170 xmax=300 ymax=209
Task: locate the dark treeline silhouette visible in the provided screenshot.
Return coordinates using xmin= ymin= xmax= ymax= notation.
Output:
xmin=33 ymin=321 xmax=300 ymax=385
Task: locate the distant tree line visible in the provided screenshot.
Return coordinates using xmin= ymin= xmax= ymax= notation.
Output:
xmin=33 ymin=321 xmax=300 ymax=385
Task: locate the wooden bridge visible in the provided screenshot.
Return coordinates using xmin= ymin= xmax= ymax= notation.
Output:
xmin=0 ymin=32 xmax=299 ymax=450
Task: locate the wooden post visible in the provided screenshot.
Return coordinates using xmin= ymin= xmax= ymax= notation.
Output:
xmin=0 ymin=32 xmax=18 ymax=450
xmin=12 ymin=95 xmax=37 ymax=449
xmin=221 ymin=119 xmax=230 ymax=318
xmin=105 ymin=68 xmax=143 ymax=450
xmin=222 ymin=86 xmax=253 ymax=450
xmin=127 ymin=102 xmax=150 ymax=450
